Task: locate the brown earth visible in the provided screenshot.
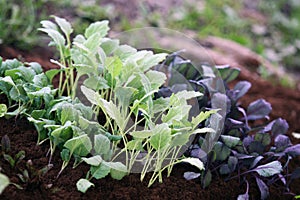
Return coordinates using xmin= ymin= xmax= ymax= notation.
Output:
xmin=0 ymin=45 xmax=299 ymax=199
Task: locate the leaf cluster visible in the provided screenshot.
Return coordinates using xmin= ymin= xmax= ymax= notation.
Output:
xmin=0 ymin=17 xmax=216 ymax=193
xmin=163 ymin=54 xmax=300 ymax=199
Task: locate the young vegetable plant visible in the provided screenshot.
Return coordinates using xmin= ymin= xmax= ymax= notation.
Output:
xmin=0 ymin=16 xmax=218 ymax=193
xmin=34 ymin=16 xmax=219 ymax=192
xmin=164 ymin=54 xmax=300 ymax=199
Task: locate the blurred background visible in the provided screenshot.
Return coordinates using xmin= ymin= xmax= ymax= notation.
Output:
xmin=1 ymin=0 xmax=300 ymax=89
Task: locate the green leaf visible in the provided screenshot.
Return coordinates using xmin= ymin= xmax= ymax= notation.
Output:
xmin=130 ymin=130 xmax=153 ymax=139
xmin=191 ymin=110 xmax=217 ymax=128
xmin=50 ymin=122 xmax=73 ymax=147
xmin=105 ymin=56 xmax=123 ymax=80
xmin=150 ymin=123 xmax=172 ymax=150
xmin=201 ymin=169 xmax=212 ymax=189
xmin=192 ymin=128 xmax=216 ymax=134
xmin=40 ymin=20 xmax=57 ymax=30
xmin=101 ymin=38 xmax=119 ymax=55
xmin=171 ymin=132 xmax=191 ymax=146
xmin=33 ymin=74 xmax=49 ymax=87
xmin=114 ymin=45 xmax=137 ymax=60
xmin=81 ymin=86 xmax=101 ymax=105
xmin=145 ymin=70 xmax=166 ymax=89
xmin=27 ymin=87 xmax=53 ymax=99
xmin=254 ymin=161 xmax=282 ymax=177
xmin=5 ymin=66 xmax=36 ymax=82
xmin=90 ymin=163 xmax=110 ymax=179
xmin=39 ymin=28 xmax=65 ymax=48
xmin=84 ymin=20 xmax=109 ymax=39
xmin=83 ymin=75 xmax=109 ymax=91
xmin=84 ymin=33 xmax=102 ymax=53
xmin=126 ymin=139 xmax=143 ymax=151
xmin=3 ymin=154 xmax=15 ymax=167
xmin=140 ymin=53 xmax=168 ymax=72
xmin=181 ymin=158 xmax=205 ymax=171
xmin=162 ymin=105 xmax=191 ymax=124
xmin=53 ymin=16 xmax=73 ymax=37
xmin=115 ymin=86 xmax=137 ymax=114
xmin=0 ymin=104 xmax=7 ymax=117
xmin=254 ymin=133 xmax=271 ymax=146
xmin=82 ymin=155 xmax=102 ymax=166
xmin=153 ymin=98 xmax=169 ymax=114
xmin=76 ymin=178 xmax=94 ymax=193
xmin=61 ymin=149 xmax=70 ymax=161
xmin=221 ymin=135 xmax=240 ymax=148
xmin=175 ymin=90 xmax=203 ymax=101
xmin=0 ymin=173 xmax=10 ymax=194
xmin=45 ymin=69 xmax=60 ymax=83
xmin=217 ymin=65 xmax=240 ymax=83
xmin=94 ymin=134 xmax=111 ymax=159
xmin=60 ymin=104 xmax=80 ymax=125
xmin=213 ymin=141 xmax=231 ymax=161
xmin=104 ymin=161 xmax=127 ymax=180
xmin=28 ymin=62 xmax=43 ymax=74
xmin=99 ymin=98 xmax=124 ymax=130
xmin=0 ymin=76 xmax=15 ymax=86
xmin=64 ymin=135 xmax=92 ymax=157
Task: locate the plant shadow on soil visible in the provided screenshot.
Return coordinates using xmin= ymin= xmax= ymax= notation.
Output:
xmin=0 ymin=46 xmax=299 ymax=199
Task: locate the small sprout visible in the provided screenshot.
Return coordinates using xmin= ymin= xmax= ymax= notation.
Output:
xmin=38 ymin=164 xmax=53 ymax=176
xmin=3 ymin=154 xmax=15 ymax=168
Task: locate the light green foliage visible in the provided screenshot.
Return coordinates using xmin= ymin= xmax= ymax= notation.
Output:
xmin=0 ymin=173 xmax=10 ymax=194
xmin=76 ymin=178 xmax=94 ymax=193
xmin=0 ymin=15 xmax=218 ymax=194
xmin=181 ymin=158 xmax=205 ymax=171
xmin=0 ymin=104 xmax=7 ymax=117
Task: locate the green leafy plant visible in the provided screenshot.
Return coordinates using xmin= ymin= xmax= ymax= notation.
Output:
xmin=0 ymin=16 xmax=218 ymax=194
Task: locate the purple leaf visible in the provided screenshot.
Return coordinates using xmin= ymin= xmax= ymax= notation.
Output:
xmin=263 ymin=120 xmax=275 ymax=133
xmin=243 ymin=136 xmax=253 ymax=147
xmin=247 ymin=99 xmax=272 ymax=120
xmin=228 ymin=156 xmax=238 ymax=171
xmin=190 ymin=148 xmax=207 ymax=160
xmin=183 ymin=172 xmax=201 ymax=180
xmin=271 ymin=118 xmax=289 ymax=137
xmin=237 ymin=180 xmax=249 ymax=200
xmin=216 ymin=65 xmax=240 ymax=83
xmin=250 ymin=156 xmax=264 ymax=169
xmin=226 ymin=118 xmax=244 ymax=129
xmin=255 ymin=177 xmax=269 ymax=200
xmin=233 ymin=81 xmax=251 ymax=101
xmin=284 ymin=144 xmax=300 ymax=157
xmin=254 ymin=161 xmax=282 ymax=177
xmin=274 ymin=135 xmax=291 ymax=150
xmin=248 ymin=141 xmax=265 ymax=154
xmin=219 ymin=164 xmax=230 ymax=175
xmin=278 ymin=174 xmax=286 ymax=185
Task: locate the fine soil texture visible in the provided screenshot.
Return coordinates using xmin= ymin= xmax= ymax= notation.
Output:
xmin=0 ymin=45 xmax=300 ymax=199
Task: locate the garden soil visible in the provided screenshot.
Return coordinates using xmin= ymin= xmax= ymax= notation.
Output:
xmin=0 ymin=46 xmax=299 ymax=199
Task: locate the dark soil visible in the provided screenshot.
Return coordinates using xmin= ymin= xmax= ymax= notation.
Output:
xmin=0 ymin=46 xmax=299 ymax=199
